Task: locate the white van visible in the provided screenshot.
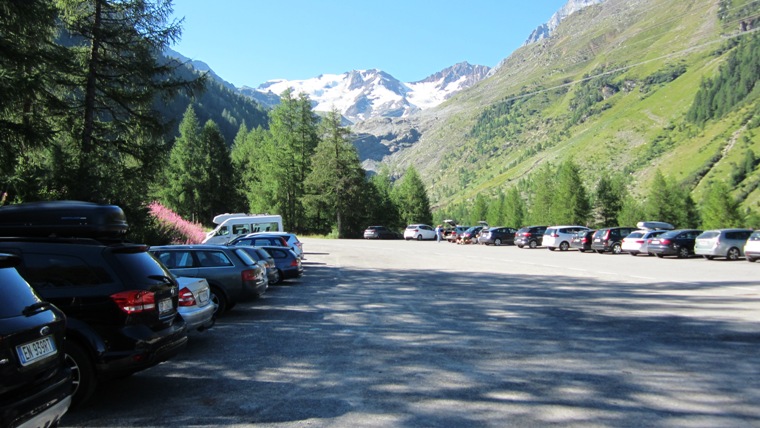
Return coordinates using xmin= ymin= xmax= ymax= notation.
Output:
xmin=202 ymin=214 xmax=283 ymax=245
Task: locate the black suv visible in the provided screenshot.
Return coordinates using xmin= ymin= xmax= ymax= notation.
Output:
xmin=0 ymin=201 xmax=188 ymax=407
xmin=514 ymin=226 xmax=548 ymax=249
xmin=0 ymin=253 xmax=72 ymax=427
xmin=590 ymin=226 xmax=637 ymax=254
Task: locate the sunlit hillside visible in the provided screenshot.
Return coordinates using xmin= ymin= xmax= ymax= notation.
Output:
xmin=383 ymin=0 xmax=760 ymax=215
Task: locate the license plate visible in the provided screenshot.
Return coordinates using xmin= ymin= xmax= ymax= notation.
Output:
xmin=16 ymin=336 xmax=57 ymax=366
xmin=158 ymin=298 xmax=173 ymax=314
xmin=652 ymin=240 xmax=660 ymax=244
xmin=594 ymin=238 xmax=601 ymax=242
xmin=197 ymin=289 xmax=209 ymax=305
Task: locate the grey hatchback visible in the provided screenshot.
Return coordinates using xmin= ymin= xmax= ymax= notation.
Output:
xmin=149 ymin=245 xmax=267 ymax=315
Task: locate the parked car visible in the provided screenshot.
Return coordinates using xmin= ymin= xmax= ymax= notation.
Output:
xmin=0 ymin=201 xmax=188 ymax=407
xmin=514 ymin=226 xmax=548 ymax=248
xmin=446 ymin=226 xmax=468 ymax=242
xmin=404 ymin=224 xmax=437 ymax=241
xmin=234 ymin=232 xmax=304 ymax=259
xmin=458 ymin=225 xmax=485 ymax=244
xmin=175 ymin=276 xmax=216 ymax=332
xmin=694 ymin=228 xmax=753 ymax=260
xmin=236 ymin=246 xmax=280 ymax=284
xmin=259 ymin=246 xmax=303 ymax=282
xmin=621 ymin=229 xmax=669 ymax=256
xmin=228 ymin=234 xmax=289 ymax=251
xmin=0 ymin=253 xmax=72 ymax=426
xmin=149 ymin=244 xmax=267 ymax=314
xmin=648 ymin=229 xmax=703 ymax=258
xmin=478 ymin=227 xmax=518 ymax=246
xmin=744 ymin=231 xmax=760 ymax=262
xmin=570 ymin=229 xmax=596 ymax=252
xmin=363 ymin=226 xmax=400 ymax=240
xmin=543 ymin=226 xmax=589 ymax=251
xmin=590 ymin=226 xmax=638 ymax=254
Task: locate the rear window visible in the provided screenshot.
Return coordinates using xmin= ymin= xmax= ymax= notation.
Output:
xmin=233 ymin=248 xmax=257 ymax=266
xmin=698 ymin=231 xmax=719 ymax=239
xmin=113 ymin=251 xmax=173 ymax=285
xmin=266 ymin=248 xmax=289 ymax=259
xmin=593 ymin=230 xmax=606 ymax=239
xmin=24 ymin=253 xmax=114 ymax=288
xmin=750 ymin=231 xmax=760 ymax=241
xmin=196 ymin=251 xmax=233 ymax=267
xmin=544 ymin=228 xmax=555 ymax=235
xmin=626 ymin=232 xmax=644 ymax=239
xmin=0 ymin=268 xmax=41 ymax=317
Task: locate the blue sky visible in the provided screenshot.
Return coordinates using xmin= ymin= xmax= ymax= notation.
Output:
xmin=170 ymin=1 xmax=568 ymax=88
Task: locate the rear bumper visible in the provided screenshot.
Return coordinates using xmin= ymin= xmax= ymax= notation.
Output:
xmin=95 ymin=321 xmax=188 ymax=379
xmin=179 ymin=302 xmax=216 ymax=332
xmin=281 ymin=267 xmax=303 ymax=280
xmin=3 ymin=366 xmax=72 ymax=428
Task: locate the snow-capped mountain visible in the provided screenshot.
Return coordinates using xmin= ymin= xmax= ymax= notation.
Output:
xmin=523 ymin=0 xmax=606 ymax=45
xmin=241 ymin=62 xmax=490 ymax=123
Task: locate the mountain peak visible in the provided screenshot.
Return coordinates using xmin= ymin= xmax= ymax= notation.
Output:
xmin=524 ymin=0 xmax=606 ymax=45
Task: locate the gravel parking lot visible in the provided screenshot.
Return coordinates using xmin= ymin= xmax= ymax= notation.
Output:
xmin=60 ymin=238 xmax=760 ymax=427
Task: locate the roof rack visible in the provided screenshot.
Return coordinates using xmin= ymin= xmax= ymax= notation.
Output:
xmin=0 ymin=200 xmax=129 ymax=239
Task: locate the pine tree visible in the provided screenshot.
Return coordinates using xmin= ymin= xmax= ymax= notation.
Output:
xmin=526 ymin=163 xmax=555 ymax=224
xmin=392 ymin=166 xmax=432 ymax=226
xmin=595 ymin=173 xmax=627 ymax=227
xmin=267 ymin=89 xmax=319 ymax=232
xmin=504 ymin=187 xmax=526 ymax=227
xmin=701 ymin=181 xmax=742 ymax=229
xmin=200 ymin=119 xmax=238 ymax=220
xmin=159 ymin=105 xmax=205 ymax=221
xmin=552 ymin=160 xmax=590 ymax=225
xmin=368 ymin=166 xmax=402 ymax=230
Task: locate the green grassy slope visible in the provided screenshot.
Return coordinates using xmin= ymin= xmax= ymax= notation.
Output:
xmin=387 ymin=0 xmax=760 ymax=214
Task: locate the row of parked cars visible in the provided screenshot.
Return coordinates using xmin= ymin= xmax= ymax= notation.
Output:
xmin=386 ymin=220 xmax=760 ymax=261
xmin=0 ymin=201 xmax=305 ymax=426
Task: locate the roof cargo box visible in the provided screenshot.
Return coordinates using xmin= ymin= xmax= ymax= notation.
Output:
xmin=0 ymin=200 xmax=128 ymax=238
xmin=636 ymin=221 xmax=674 ymax=230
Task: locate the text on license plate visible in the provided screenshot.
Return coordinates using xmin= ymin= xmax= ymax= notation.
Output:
xmin=158 ymin=298 xmax=173 ymax=314
xmin=197 ymin=289 xmax=209 ymax=304
xmin=16 ymin=336 xmax=57 ymax=366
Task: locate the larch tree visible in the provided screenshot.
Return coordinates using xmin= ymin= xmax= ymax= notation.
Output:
xmin=701 ymin=181 xmax=743 ymax=229
xmin=304 ymin=109 xmax=367 ymax=238
xmin=54 ymin=0 xmax=203 ymax=202
xmin=552 ymin=160 xmax=590 ymax=225
xmin=392 ymin=166 xmax=432 ymax=226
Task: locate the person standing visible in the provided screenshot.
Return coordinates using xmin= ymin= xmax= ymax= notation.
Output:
xmin=435 ymin=224 xmax=443 ymax=242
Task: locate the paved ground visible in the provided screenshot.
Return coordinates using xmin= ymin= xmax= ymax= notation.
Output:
xmin=60 ymin=238 xmax=760 ymax=427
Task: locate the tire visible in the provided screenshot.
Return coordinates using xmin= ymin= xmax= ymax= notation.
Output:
xmin=677 ymin=246 xmax=690 ymax=259
xmin=517 ymin=244 xmax=524 ymax=248
xmin=747 ymin=256 xmax=756 ymax=263
xmin=703 ymin=255 xmax=714 ymax=260
xmin=630 ymin=252 xmax=638 ymax=257
xmin=529 ymin=240 xmax=538 ymax=249
xmin=596 ymin=250 xmax=604 ymax=254
xmin=579 ymin=249 xmax=586 ymax=253
xmin=727 ymin=247 xmax=741 ymax=261
xmin=559 ymin=241 xmax=570 ymax=251
xmin=548 ymin=247 xmax=555 ymax=251
xmin=494 ymin=238 xmax=502 ymax=246
xmin=271 ymin=269 xmax=281 ymax=284
xmin=656 ymin=253 xmax=664 ymax=258
xmin=64 ymin=341 xmax=97 ymax=408
xmin=416 ymin=234 xmax=423 ymax=241
xmin=210 ymin=286 xmax=228 ymax=314
xmin=611 ymin=243 xmax=622 ymax=254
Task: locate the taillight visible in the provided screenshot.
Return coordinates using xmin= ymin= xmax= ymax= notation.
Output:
xmin=635 ymin=239 xmax=645 ymax=244
xmin=242 ymin=269 xmax=258 ymax=282
xmin=551 ymin=233 xmax=559 ymax=237
xmin=604 ymin=231 xmax=611 ymax=239
xmin=178 ymin=287 xmax=196 ymax=307
xmin=111 ymin=290 xmax=156 ymax=314
xmin=660 ymin=239 xmax=672 ymax=245
xmin=290 ymin=259 xmax=299 ymax=267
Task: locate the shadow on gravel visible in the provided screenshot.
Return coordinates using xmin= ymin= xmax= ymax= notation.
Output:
xmin=61 ymin=262 xmax=760 ymax=427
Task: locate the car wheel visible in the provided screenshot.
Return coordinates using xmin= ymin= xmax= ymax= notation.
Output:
xmin=210 ymin=286 xmax=228 ymax=314
xmin=727 ymin=247 xmax=741 ymax=261
xmin=529 ymin=240 xmax=538 ymax=249
xmin=548 ymin=247 xmax=555 ymax=251
xmin=703 ymin=255 xmax=714 ymax=260
xmin=747 ymin=256 xmax=756 ymax=263
xmin=630 ymin=252 xmax=638 ymax=256
xmin=517 ymin=244 xmax=524 ymax=248
xmin=655 ymin=253 xmax=664 ymax=258
xmin=494 ymin=238 xmax=502 ymax=246
xmin=677 ymin=246 xmax=690 ymax=258
xmin=271 ymin=269 xmax=281 ymax=284
xmin=612 ymin=243 xmax=622 ymax=254
xmin=559 ymin=241 xmax=570 ymax=251
xmin=416 ymin=234 xmax=423 ymax=241
xmin=64 ymin=342 xmax=97 ymax=408
xmin=579 ymin=249 xmax=586 ymax=253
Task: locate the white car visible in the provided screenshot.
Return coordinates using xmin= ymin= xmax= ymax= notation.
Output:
xmin=621 ymin=229 xmax=669 ymax=256
xmin=175 ymin=276 xmax=216 ymax=332
xmin=543 ymin=226 xmax=589 ymax=251
xmin=404 ymin=224 xmax=436 ymax=241
xmin=744 ymin=230 xmax=760 ymax=262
